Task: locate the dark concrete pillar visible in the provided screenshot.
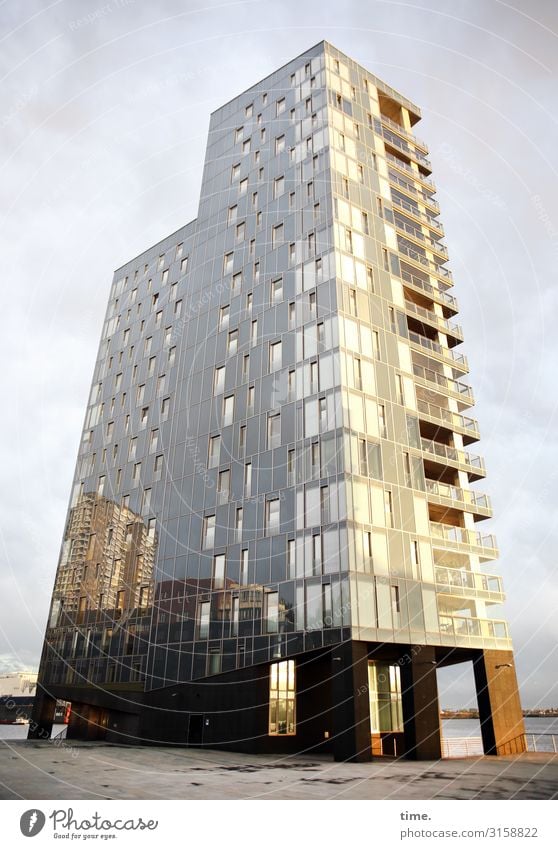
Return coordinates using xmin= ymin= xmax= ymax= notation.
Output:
xmin=27 ymin=684 xmax=56 ymax=739
xmin=473 ymin=649 xmax=526 ymax=755
xmin=400 ymin=645 xmax=442 ymax=760
xmin=331 ymin=641 xmax=371 ymax=762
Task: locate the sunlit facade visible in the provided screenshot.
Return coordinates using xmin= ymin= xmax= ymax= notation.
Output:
xmin=31 ymin=42 xmax=525 ymax=760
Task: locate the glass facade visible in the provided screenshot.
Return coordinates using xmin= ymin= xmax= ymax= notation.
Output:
xmin=34 ymin=42 xmax=515 ymax=754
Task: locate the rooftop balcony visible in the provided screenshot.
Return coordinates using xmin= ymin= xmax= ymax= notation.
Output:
xmin=435 ymin=565 xmax=504 ymax=603
xmin=389 ymin=169 xmax=440 ymax=213
xmin=416 ymin=398 xmax=479 ymax=444
xmin=385 ymin=151 xmax=436 ymax=191
xmin=404 ymin=300 xmax=463 ymax=344
xmin=438 ymin=614 xmax=511 ymax=646
xmin=430 ymin=521 xmax=498 ymax=559
xmin=400 ymin=265 xmax=458 ymax=315
xmin=412 ymin=363 xmax=474 ymax=409
xmin=408 ymin=330 xmax=468 ymax=372
xmin=426 ymin=479 xmax=492 ymax=518
xmin=375 ymin=117 xmax=432 ymax=173
xmin=421 ymin=438 xmax=485 ymax=479
xmin=391 ymin=193 xmax=444 ymax=236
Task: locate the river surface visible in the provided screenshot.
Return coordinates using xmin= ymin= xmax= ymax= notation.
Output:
xmin=1 ymin=718 xmax=557 ymax=743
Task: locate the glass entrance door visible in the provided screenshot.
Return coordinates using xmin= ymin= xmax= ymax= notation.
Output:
xmin=368 ymin=661 xmax=403 ymax=756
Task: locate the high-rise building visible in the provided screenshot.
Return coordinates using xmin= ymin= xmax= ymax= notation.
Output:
xmin=31 ymin=41 xmax=525 ymax=761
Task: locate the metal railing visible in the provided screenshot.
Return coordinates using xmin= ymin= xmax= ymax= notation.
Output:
xmin=391 ymin=193 xmax=444 ymax=234
xmin=388 ymin=169 xmax=440 ymax=212
xmin=412 ymin=363 xmax=474 ymax=403
xmin=435 ymin=565 xmax=502 ymax=595
xmin=398 ymin=240 xmax=453 ymax=280
xmin=379 ymin=113 xmax=429 ymax=152
xmin=438 ymin=614 xmax=509 ymax=640
xmin=430 ymin=521 xmax=496 ymax=551
xmin=375 ymin=119 xmax=432 ymax=170
xmin=442 ymin=733 xmax=558 ymax=758
xmin=401 ymin=267 xmax=457 ymax=311
xmin=408 ymin=330 xmax=467 ymax=368
xmin=394 ymin=216 xmax=449 ymax=257
xmin=385 ymin=151 xmax=436 ymax=189
xmin=426 ymin=480 xmax=491 ymax=512
xmin=416 ymin=398 xmax=478 ymax=435
xmin=420 ymin=438 xmax=484 ymax=470
xmin=404 ymin=300 xmax=463 ymax=339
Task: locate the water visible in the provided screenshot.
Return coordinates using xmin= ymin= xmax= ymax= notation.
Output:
xmin=442 ymin=716 xmax=558 ymax=738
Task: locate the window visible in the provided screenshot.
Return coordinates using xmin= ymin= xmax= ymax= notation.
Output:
xmin=232 ymin=271 xmax=242 ymax=293
xmin=203 ymin=515 xmax=215 ymax=549
xmin=236 ymin=507 xmax=243 ymax=537
xmin=271 ymin=277 xmax=283 ymax=303
xmin=247 ymin=385 xmax=255 ymax=412
xmin=198 ymin=601 xmax=210 ymax=638
xmin=228 ymin=205 xmax=238 ymax=224
xmin=161 ymin=396 xmax=170 ymax=419
xmin=378 ymin=404 xmax=387 ymax=438
xmin=243 ymin=138 xmax=251 ymax=155
xmin=252 ymin=191 xmax=258 ymax=209
xmin=236 ymin=221 xmax=245 ymax=242
xmin=264 ymin=592 xmax=279 ymax=633
xmin=384 ymin=490 xmax=393 ymax=527
xmin=223 ymin=394 xmax=234 ymax=426
xmin=154 ymin=454 xmax=163 ymax=480
xmin=320 ymin=485 xmax=330 ymax=523
xmin=161 ymin=269 xmax=169 ymax=285
xmin=348 ymin=288 xmax=357 ymax=316
xmin=266 ymin=498 xmax=280 ymax=535
xmin=396 ymin=373 xmax=405 ymax=405
xmin=372 ymin=330 xmax=380 ymax=359
xmin=251 ymin=319 xmax=258 ymax=346
xmin=288 ymin=302 xmax=295 ymax=328
xmin=174 ymin=299 xmax=182 ymax=317
xmin=269 ymin=340 xmax=282 ymax=372
xmin=353 ymin=356 xmax=362 ymax=390
xmin=213 ymin=554 xmax=226 ymax=588
xmin=269 ymin=660 xmax=295 ymax=735
xmin=274 ymin=176 xmax=285 ymax=198
xmin=244 ymin=462 xmax=252 ymax=496
xmin=208 ymin=435 xmax=220 ymax=468
xmin=223 ymin=252 xmax=234 ymax=274
xmin=157 ymin=374 xmax=166 ymax=396
xmin=288 ymin=369 xmax=296 ymax=399
xmin=239 ymin=177 xmax=248 ymax=194
xmin=217 ymin=469 xmax=230 ymax=502
xmin=288 ymin=449 xmax=295 ymax=484
xmin=214 ymin=366 xmax=225 ymax=395
xmin=228 ymin=329 xmax=238 ymax=355
xmin=307 ymin=231 xmax=315 ymax=256
xmin=181 ymin=256 xmax=189 ymax=273
xmin=310 ymin=360 xmax=319 ymax=393
xmin=267 ymin=413 xmax=280 ymax=449
xmin=219 ymin=305 xmax=229 ymax=330
xmin=245 ymin=102 xmax=253 ymax=117
xmin=272 ymin=223 xmax=283 ymax=248
xmin=289 ymin=242 xmax=296 ymax=265
xmin=231 ymin=162 xmax=240 ymax=181
xmin=239 ymin=425 xmax=246 ymax=454
xmin=128 ymin=437 xmax=137 ymax=460
xmin=242 ymin=353 xmax=249 ymax=379
xmin=275 ymin=135 xmax=285 ymax=154
xmin=319 ymin=396 xmax=327 ymax=430
xmin=254 ymin=261 xmax=260 ymax=282
xmin=240 ymin=548 xmax=249 ymax=584
xmin=140 ymin=406 xmax=149 ymax=428
xmin=276 ymin=97 xmax=285 ymax=115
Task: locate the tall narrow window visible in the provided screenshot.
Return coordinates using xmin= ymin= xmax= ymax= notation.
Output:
xmin=213 ymin=554 xmax=226 ymax=589
xmin=203 ymin=515 xmax=215 ymax=549
xmin=268 ymin=413 xmax=280 ymax=449
xmin=266 ymin=498 xmax=280 ymax=535
xmin=384 ymin=490 xmax=393 ymax=528
xmin=198 ymin=601 xmax=210 ymax=638
xmin=269 ymin=340 xmax=282 ymax=372
xmin=264 ymin=591 xmax=279 ymax=633
xmin=223 ymin=394 xmax=234 ymax=426
xmin=269 ymin=660 xmax=295 ymax=735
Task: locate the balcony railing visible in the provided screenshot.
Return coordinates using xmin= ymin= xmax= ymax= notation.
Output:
xmin=435 ymin=565 xmax=503 ymax=595
xmin=400 ymin=266 xmax=457 ymax=311
xmin=430 ymin=521 xmax=497 ymax=552
xmin=389 ymin=169 xmax=440 ymax=212
xmin=438 ymin=614 xmax=509 ymax=641
xmin=404 ymin=301 xmax=463 ymax=341
xmin=412 ymin=363 xmax=474 ymax=404
xmin=394 ymin=216 xmax=449 ymax=258
xmin=421 ymin=438 xmax=484 ymax=471
xmin=385 ymin=151 xmax=436 ymax=189
xmin=426 ymin=480 xmax=491 ymax=512
xmin=391 ymin=193 xmax=444 ymax=234
xmin=380 ymin=113 xmax=429 ymax=152
xmin=417 ymin=398 xmax=478 ymax=435
xmin=375 ymin=118 xmax=431 ymax=170
xmin=408 ymin=331 xmax=468 ymax=369
xmin=397 ymin=240 xmax=453 ymax=281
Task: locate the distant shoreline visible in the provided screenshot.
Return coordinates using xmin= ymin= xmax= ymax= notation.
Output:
xmin=441 ymin=711 xmax=558 ymax=719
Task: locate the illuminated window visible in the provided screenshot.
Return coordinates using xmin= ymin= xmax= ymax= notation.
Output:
xmin=268 ymin=660 xmax=295 ymax=735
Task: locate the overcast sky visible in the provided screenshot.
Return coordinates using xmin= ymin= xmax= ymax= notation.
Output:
xmin=1 ymin=0 xmax=557 ymax=709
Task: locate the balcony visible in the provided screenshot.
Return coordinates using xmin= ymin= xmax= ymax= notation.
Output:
xmin=421 ymin=438 xmax=485 ymax=478
xmin=404 ymin=300 xmax=463 ymax=344
xmin=388 ymin=169 xmax=440 ymax=213
xmin=438 ymin=614 xmax=511 ymax=646
xmin=435 ymin=565 xmax=504 ymax=602
xmin=375 ymin=118 xmax=432 ymax=172
xmin=430 ymin=521 xmax=498 ymax=559
xmin=379 ymin=113 xmax=429 ymax=153
xmin=412 ymin=363 xmax=474 ymax=409
xmin=394 ymin=215 xmax=449 ymax=259
xmin=391 ymin=193 xmax=444 ymax=236
xmin=397 ymin=239 xmax=453 ymax=282
xmin=416 ymin=398 xmax=479 ymax=443
xmin=408 ymin=330 xmax=468 ymax=372
xmin=385 ymin=151 xmax=436 ymax=191
xmin=426 ymin=480 xmax=492 ymax=518
xmin=400 ymin=265 xmax=458 ymax=314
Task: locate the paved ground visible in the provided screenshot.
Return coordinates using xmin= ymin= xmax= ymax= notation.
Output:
xmin=0 ymin=741 xmax=557 ymax=800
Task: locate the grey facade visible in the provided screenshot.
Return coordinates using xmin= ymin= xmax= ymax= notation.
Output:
xmin=31 ymin=42 xmax=526 ymax=760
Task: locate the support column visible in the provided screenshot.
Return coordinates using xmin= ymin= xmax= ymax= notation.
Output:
xmin=400 ymin=645 xmax=442 ymax=760
xmin=331 ymin=641 xmax=371 ymax=762
xmin=473 ymin=649 xmax=526 ymax=754
xmin=27 ymin=683 xmax=56 ymax=739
